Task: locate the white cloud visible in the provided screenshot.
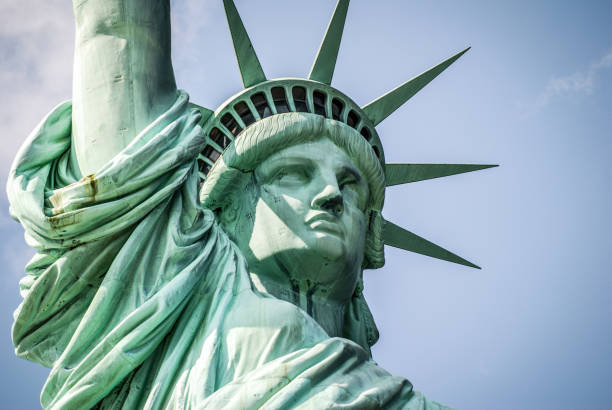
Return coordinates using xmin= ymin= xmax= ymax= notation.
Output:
xmin=0 ymin=1 xmax=74 ymax=177
xmin=169 ymin=0 xmax=228 ymax=103
xmin=171 ymin=0 xmax=216 ymax=40
xmin=593 ymin=50 xmax=612 ymax=70
xmin=530 ymin=49 xmax=612 ymax=111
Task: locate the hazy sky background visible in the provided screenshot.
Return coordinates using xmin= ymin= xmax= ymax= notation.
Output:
xmin=1 ymin=0 xmax=611 ymax=409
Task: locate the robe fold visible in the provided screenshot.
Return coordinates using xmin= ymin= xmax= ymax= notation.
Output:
xmin=7 ymin=92 xmax=450 ymax=409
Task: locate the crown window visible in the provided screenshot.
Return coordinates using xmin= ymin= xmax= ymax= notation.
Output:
xmin=209 ymin=127 xmax=231 ymax=149
xmin=372 ymin=145 xmax=381 ymax=158
xmin=347 ymin=110 xmax=360 ymax=128
xmin=292 ymin=86 xmax=309 ymax=112
xmin=313 ymin=90 xmax=327 ymax=116
xmin=221 ymin=113 xmax=242 ymax=136
xmin=234 ymin=101 xmax=255 ymax=127
xmin=251 ymin=92 xmax=272 ymax=118
xmin=271 ymin=87 xmax=290 ymax=113
xmin=198 ymin=158 xmax=211 ymax=175
xmin=331 ymin=98 xmax=344 ymax=120
xmin=360 ymin=126 xmax=371 ymax=141
xmin=203 ymin=145 xmax=221 ymax=163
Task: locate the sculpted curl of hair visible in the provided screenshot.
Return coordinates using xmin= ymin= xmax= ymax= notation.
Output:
xmin=200 ymin=112 xmax=385 ymax=269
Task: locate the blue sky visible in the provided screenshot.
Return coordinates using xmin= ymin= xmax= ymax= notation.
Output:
xmin=1 ymin=0 xmax=611 ymax=409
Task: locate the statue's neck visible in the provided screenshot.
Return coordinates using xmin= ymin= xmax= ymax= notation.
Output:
xmin=249 ymin=272 xmax=346 ymax=337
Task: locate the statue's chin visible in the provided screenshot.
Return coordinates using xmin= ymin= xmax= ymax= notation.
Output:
xmin=246 ymin=243 xmax=360 ymax=305
xmin=305 ymin=232 xmax=347 ymax=260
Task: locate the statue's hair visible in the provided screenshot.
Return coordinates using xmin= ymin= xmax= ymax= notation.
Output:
xmin=200 ymin=112 xmax=385 ymax=269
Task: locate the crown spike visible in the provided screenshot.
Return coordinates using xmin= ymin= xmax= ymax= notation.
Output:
xmin=386 ymin=163 xmax=497 ymax=187
xmin=363 ymin=47 xmax=470 ymax=126
xmin=383 ymin=219 xmax=480 ymax=269
xmin=223 ymin=0 xmax=267 ymax=88
xmin=308 ymin=0 xmax=350 ymax=85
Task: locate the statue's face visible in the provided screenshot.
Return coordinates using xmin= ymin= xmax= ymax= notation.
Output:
xmin=231 ymin=138 xmax=369 ymax=303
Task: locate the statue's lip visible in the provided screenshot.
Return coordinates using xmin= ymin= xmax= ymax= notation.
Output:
xmin=305 ymin=213 xmax=344 ymax=237
xmin=305 ymin=212 xmax=340 ymax=224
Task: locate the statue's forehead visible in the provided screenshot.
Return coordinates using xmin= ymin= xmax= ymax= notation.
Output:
xmin=257 ymin=139 xmax=358 ymax=170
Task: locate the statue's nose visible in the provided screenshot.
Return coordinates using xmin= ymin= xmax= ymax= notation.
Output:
xmin=312 ymin=184 xmax=344 ymax=217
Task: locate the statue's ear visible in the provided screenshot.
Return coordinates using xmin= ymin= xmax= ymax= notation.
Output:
xmin=216 ymin=172 xmax=259 ymax=242
xmin=363 ymin=209 xmax=385 ymax=270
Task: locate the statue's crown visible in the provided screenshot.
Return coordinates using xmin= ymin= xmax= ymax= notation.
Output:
xmin=195 ymin=0 xmax=496 ymax=270
xmin=197 ymin=78 xmax=384 ymax=177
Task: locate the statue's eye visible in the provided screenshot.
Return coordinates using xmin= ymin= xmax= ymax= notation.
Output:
xmin=338 ymin=169 xmax=361 ymax=190
xmin=339 ymin=175 xmax=358 ymax=189
xmin=272 ymin=165 xmax=310 ymax=185
xmin=338 ymin=169 xmax=368 ymax=210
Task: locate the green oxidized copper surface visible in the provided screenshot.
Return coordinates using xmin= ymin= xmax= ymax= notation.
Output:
xmin=6 ymin=0 xmax=496 ymax=408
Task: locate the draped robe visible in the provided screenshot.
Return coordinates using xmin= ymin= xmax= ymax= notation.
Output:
xmin=7 ymin=92 xmax=449 ymax=409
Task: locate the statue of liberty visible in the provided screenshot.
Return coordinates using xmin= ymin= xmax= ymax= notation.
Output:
xmin=7 ymin=0 xmax=494 ymax=408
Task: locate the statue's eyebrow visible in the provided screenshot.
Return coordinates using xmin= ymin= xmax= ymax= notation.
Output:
xmin=255 ymin=155 xmax=314 ymax=179
xmin=337 ymin=163 xmax=366 ymax=184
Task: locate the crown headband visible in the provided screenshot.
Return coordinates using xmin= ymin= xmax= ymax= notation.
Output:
xmin=194 ymin=0 xmax=497 ymax=269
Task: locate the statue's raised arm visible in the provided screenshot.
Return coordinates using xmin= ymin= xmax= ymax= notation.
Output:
xmin=71 ymin=0 xmax=177 ymax=175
